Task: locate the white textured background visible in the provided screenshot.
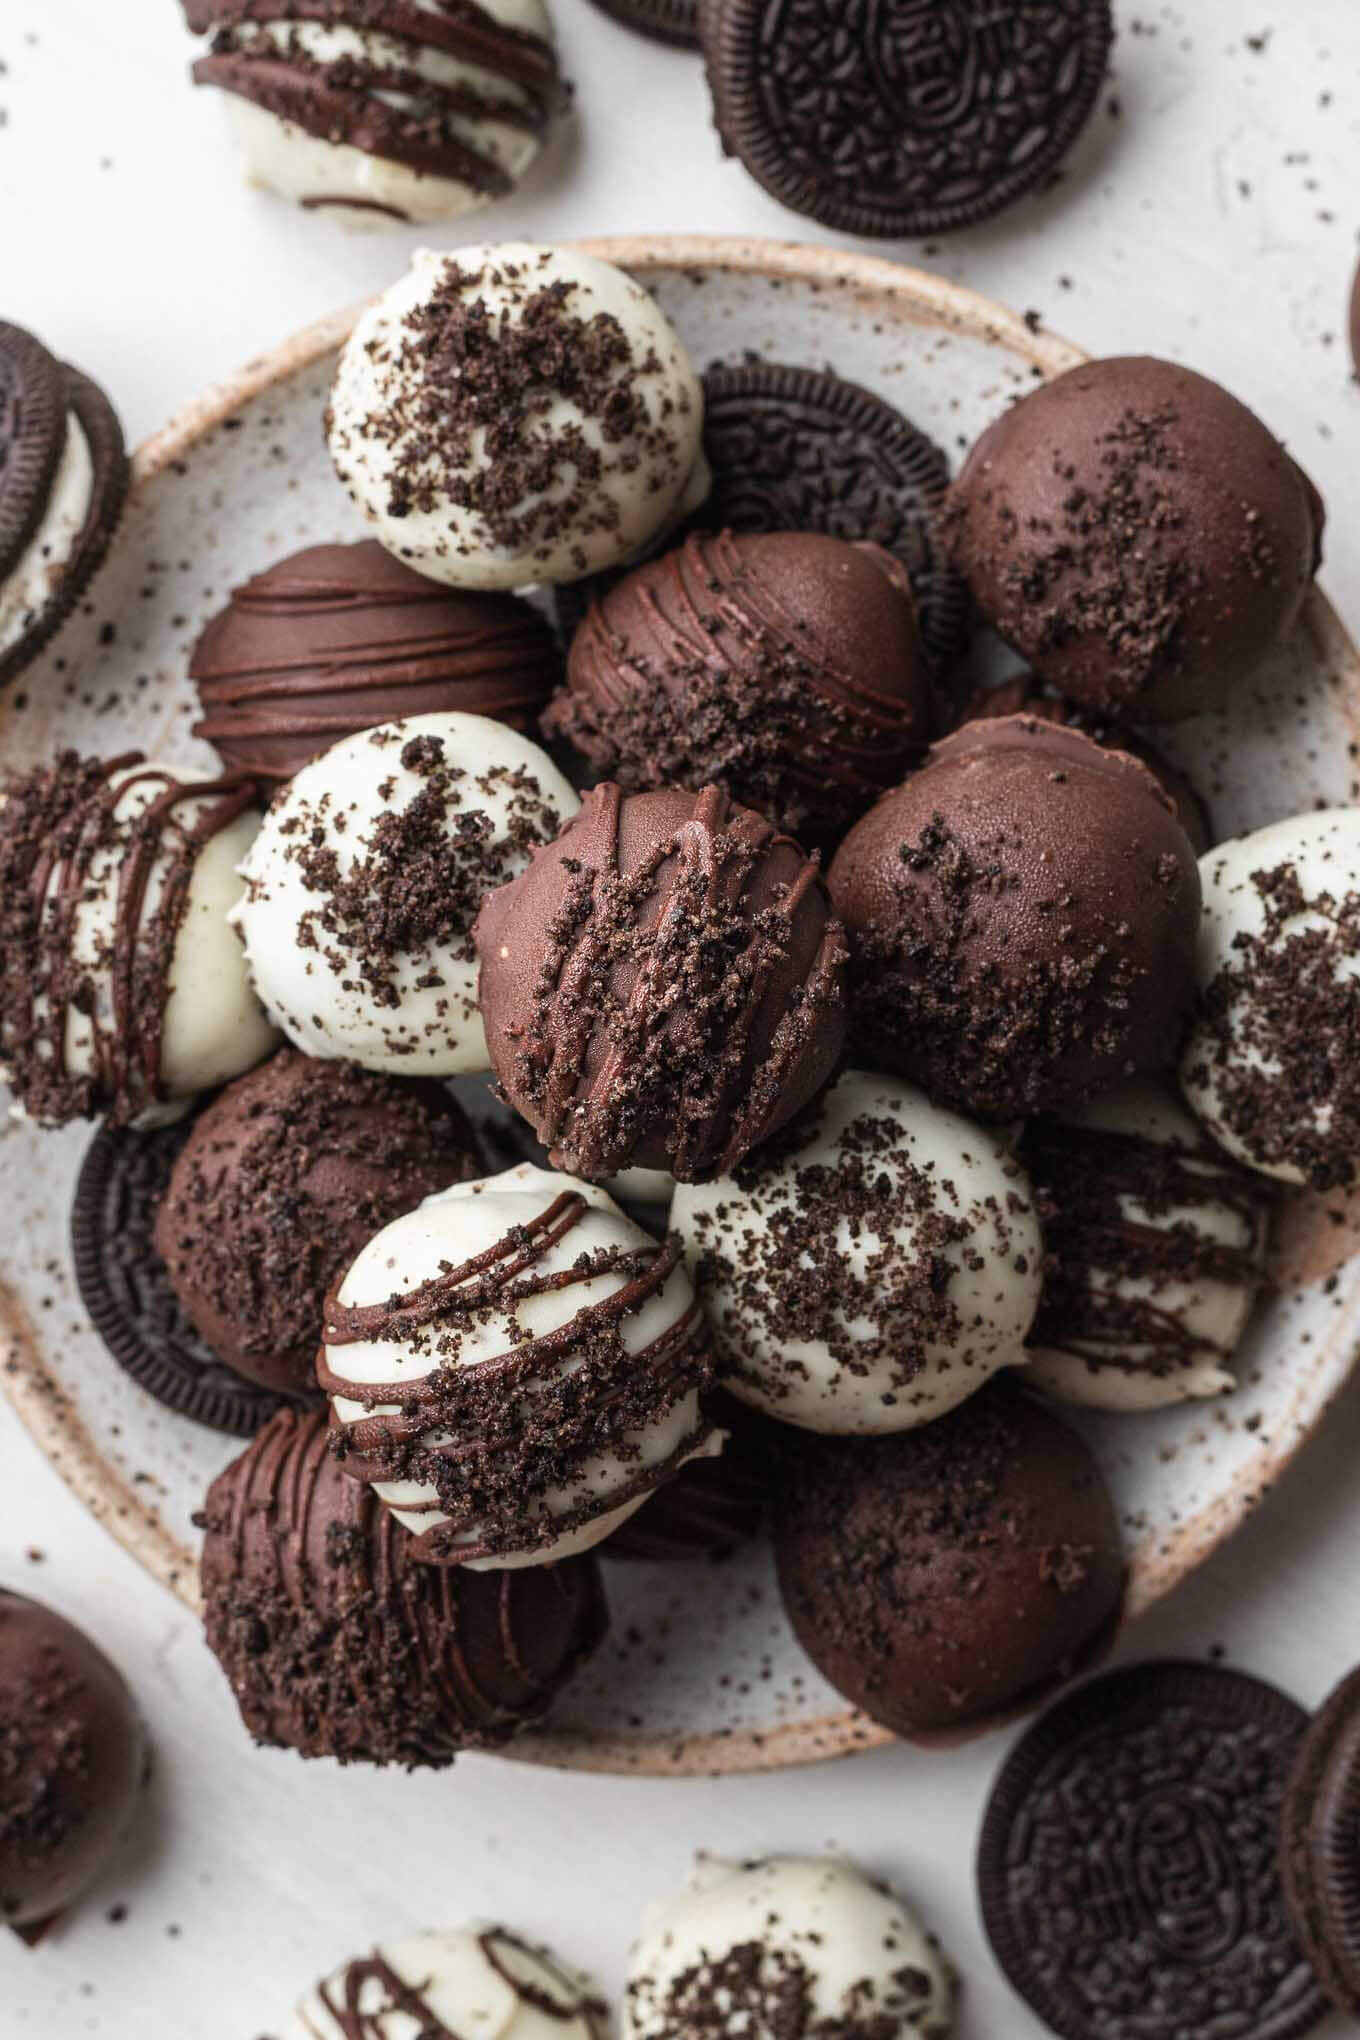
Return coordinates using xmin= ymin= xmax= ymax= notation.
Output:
xmin=4 ymin=1 xmax=1360 ymax=2033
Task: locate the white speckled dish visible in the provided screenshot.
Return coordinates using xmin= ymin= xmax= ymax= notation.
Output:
xmin=3 ymin=236 xmax=1359 ymax=1777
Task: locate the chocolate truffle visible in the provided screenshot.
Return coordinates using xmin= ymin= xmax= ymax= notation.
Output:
xmin=200 ymin=1405 xmax=607 ymax=1763
xmin=1021 ymin=1078 xmax=1272 ymax=1412
xmin=960 ymin=673 xmax=1213 ymax=855
xmin=946 ymin=356 xmax=1324 ymax=723
xmin=773 ymin=1379 xmax=1125 ymax=1740
xmin=327 ymin=245 xmax=708 ymax=588
xmin=828 ymin=716 xmax=1202 ymax=1120
xmin=624 ymin=1855 xmax=954 ymax=2038
xmin=1182 ymin=810 xmax=1360 ymax=1189
xmin=0 ymin=750 xmax=277 ymax=1128
xmin=671 ymin=1070 xmax=1041 ymax=1434
xmin=182 ymin=2 xmax=567 ymax=229
xmin=282 ymin=1926 xmax=606 ymax=2038
xmin=320 ymin=1165 xmax=716 ymax=1567
xmin=0 ymin=323 xmax=127 ymax=690
xmin=0 ymin=1590 xmax=144 ymax=1939
xmin=153 ymin=1048 xmax=482 ymax=1395
xmin=191 ymin=540 xmax=561 ymax=782
xmin=476 ymin=782 xmax=848 ymax=1181
xmin=231 ymin=711 xmax=577 ymax=1075
xmin=545 ymin=530 xmax=931 ymax=844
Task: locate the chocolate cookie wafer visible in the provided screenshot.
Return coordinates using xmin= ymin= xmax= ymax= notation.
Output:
xmin=585 ymin=0 xmax=698 ymax=48
xmin=1281 ymin=1665 xmax=1360 ymax=2017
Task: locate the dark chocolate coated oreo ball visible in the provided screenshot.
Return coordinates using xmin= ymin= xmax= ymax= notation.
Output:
xmin=153 ymin=1048 xmax=482 ymax=1396
xmin=545 ymin=530 xmax=930 ymax=845
xmin=191 ymin=541 xmax=561 ymax=783
xmin=773 ymin=1378 xmax=1124 ymax=1741
xmin=946 ymin=356 xmax=1324 ymax=722
xmin=828 ymin=715 xmax=1202 ymax=1120
xmin=199 ymin=1407 xmax=608 ymax=1765
xmin=475 ymin=782 xmax=848 ymax=1181
xmin=0 ymin=1591 xmax=144 ymax=1940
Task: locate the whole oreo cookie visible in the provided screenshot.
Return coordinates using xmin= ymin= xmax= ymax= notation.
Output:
xmin=72 ymin=1119 xmax=298 ymax=1438
xmin=701 ymin=0 xmax=1114 ymax=239
xmin=0 ymin=324 xmax=128 ymax=690
xmin=979 ymin=1661 xmax=1327 ymax=2040
xmin=585 ymin=0 xmax=699 ymax=48
xmin=1281 ymin=1665 xmax=1360 ymax=2017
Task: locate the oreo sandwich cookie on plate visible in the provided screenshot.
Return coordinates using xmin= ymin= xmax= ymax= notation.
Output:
xmin=1281 ymin=1664 xmax=1360 ymax=2018
xmin=0 ymin=319 xmax=129 ymax=689
xmin=978 ymin=1660 xmax=1328 ymax=2040
xmin=700 ymin=0 xmax=1114 ymax=240
xmin=585 ymin=0 xmax=699 ymax=49
xmin=72 ymin=1118 xmax=296 ymax=1438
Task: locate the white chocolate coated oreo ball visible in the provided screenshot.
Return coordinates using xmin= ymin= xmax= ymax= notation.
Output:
xmin=327 ymin=244 xmax=708 ymax=588
xmin=231 ymin=711 xmax=576 ymax=1075
xmin=1181 ymin=810 xmax=1360 ymax=1187
xmin=670 ymin=1070 xmax=1041 ymax=1434
xmin=284 ymin=1925 xmax=603 ymax=2039
xmin=321 ymin=1165 xmax=716 ymax=1569
xmin=1022 ymin=1079 xmax=1272 ymax=1413
xmin=624 ymin=1855 xmax=954 ymax=2039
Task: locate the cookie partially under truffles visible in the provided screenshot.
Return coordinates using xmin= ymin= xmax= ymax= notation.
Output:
xmin=200 ymin=1406 xmax=607 ymax=1763
xmin=624 ymin=1855 xmax=954 ymax=2039
xmin=545 ymin=530 xmax=931 ymax=845
xmin=475 ymin=783 xmax=847 ymax=1181
xmin=0 ymin=750 xmax=276 ymax=1127
xmin=1182 ymin=809 xmax=1360 ymax=1188
xmin=1021 ymin=1078 xmax=1273 ymax=1411
xmin=191 ymin=540 xmax=561 ymax=782
xmin=153 ymin=1049 xmax=482 ymax=1396
xmin=0 ymin=321 xmax=128 ymax=689
xmin=946 ymin=356 xmax=1324 ymax=723
xmin=231 ymin=711 xmax=577 ymax=1074
xmin=182 ymin=1 xmax=568 ymax=229
xmin=774 ymin=1379 xmax=1125 ymax=1740
xmin=671 ymin=1071 xmax=1041 ymax=1434
xmin=327 ymin=244 xmax=708 ymax=587
xmin=281 ymin=1926 xmax=606 ymax=2039
xmin=828 ymin=716 xmax=1202 ymax=1121
xmin=0 ymin=1590 xmax=145 ymax=1940
xmin=320 ymin=1166 xmax=716 ymax=1567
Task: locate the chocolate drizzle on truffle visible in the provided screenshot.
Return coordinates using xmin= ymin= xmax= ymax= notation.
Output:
xmin=0 ymin=750 xmax=257 ymax=1125
xmin=199 ymin=1406 xmax=607 ymax=1761
xmin=312 ymin=1930 xmax=607 ymax=2038
xmin=475 ymin=782 xmax=848 ymax=1181
xmin=185 ymin=2 xmax=566 ymax=202
xmin=319 ymin=1187 xmax=715 ymax=1563
xmin=546 ymin=530 xmax=929 ymax=844
xmin=191 ymin=541 xmax=561 ymax=781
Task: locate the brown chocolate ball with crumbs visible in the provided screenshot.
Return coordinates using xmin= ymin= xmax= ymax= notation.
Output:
xmin=0 ymin=1590 xmax=145 ymax=1939
xmin=199 ymin=1407 xmax=608 ymax=1765
xmin=153 ymin=1049 xmax=481 ymax=1396
xmin=544 ymin=530 xmax=931 ymax=845
xmin=828 ymin=716 xmax=1202 ymax=1120
xmin=475 ymin=782 xmax=848 ymax=1181
xmin=946 ymin=356 xmax=1324 ymax=722
xmin=191 ymin=541 xmax=562 ymax=784
xmin=773 ymin=1378 xmax=1125 ymax=1741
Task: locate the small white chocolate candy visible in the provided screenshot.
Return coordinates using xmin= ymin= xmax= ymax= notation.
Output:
xmin=624 ymin=1855 xmax=954 ymax=2039
xmin=327 ymin=244 xmax=707 ymax=589
xmin=1022 ymin=1079 xmax=1271 ymax=1413
xmin=0 ymin=755 xmax=276 ymax=1128
xmin=285 ymin=1925 xmax=603 ymax=2039
xmin=670 ymin=1070 xmax=1041 ymax=1434
xmin=232 ymin=711 xmax=576 ymax=1075
xmin=321 ymin=1165 xmax=715 ymax=1569
xmin=0 ymin=415 xmax=94 ymax=657
xmin=191 ymin=0 xmax=564 ymax=229
xmin=1181 ymin=810 xmax=1360 ymax=1187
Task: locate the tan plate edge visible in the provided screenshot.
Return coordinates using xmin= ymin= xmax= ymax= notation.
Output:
xmin=4 ymin=234 xmax=1358 ymax=1777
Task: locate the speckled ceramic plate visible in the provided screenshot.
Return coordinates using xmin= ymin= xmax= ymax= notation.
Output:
xmin=3 ymin=237 xmax=1359 ymax=1777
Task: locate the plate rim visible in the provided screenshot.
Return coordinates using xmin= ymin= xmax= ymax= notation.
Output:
xmin=4 ymin=232 xmax=1358 ymax=1778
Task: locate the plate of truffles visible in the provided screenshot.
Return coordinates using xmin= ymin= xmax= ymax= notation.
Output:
xmin=1 ymin=234 xmax=1358 ymax=1778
